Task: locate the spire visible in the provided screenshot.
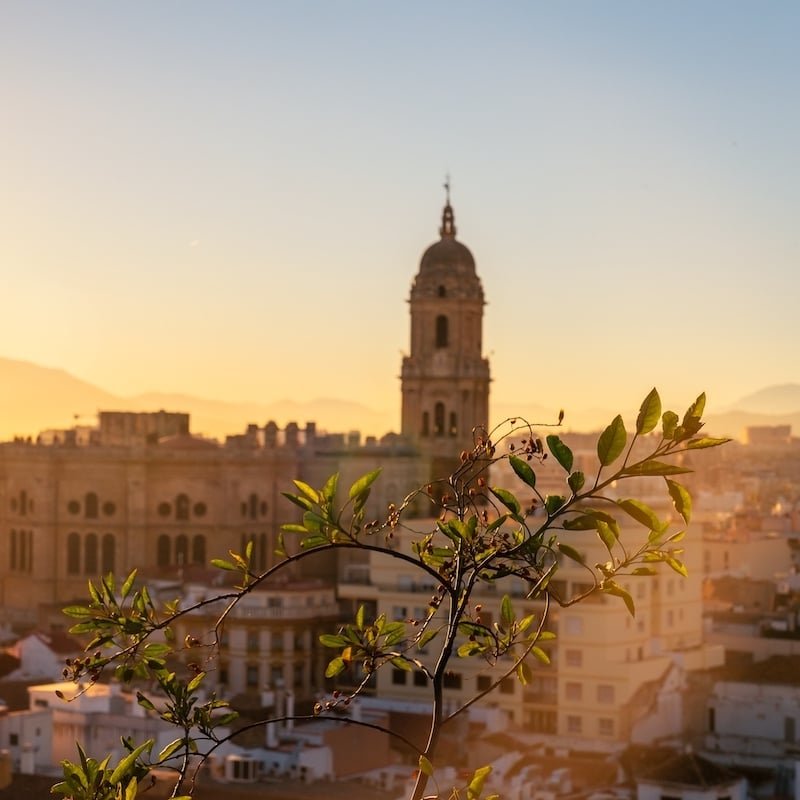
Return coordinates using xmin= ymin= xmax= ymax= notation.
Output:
xmin=439 ymin=174 xmax=456 ymax=239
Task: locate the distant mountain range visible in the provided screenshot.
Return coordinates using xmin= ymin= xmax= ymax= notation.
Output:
xmin=0 ymin=357 xmax=798 ymax=442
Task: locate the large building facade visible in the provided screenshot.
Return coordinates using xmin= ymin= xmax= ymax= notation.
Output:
xmin=0 ymin=196 xmax=492 ymax=625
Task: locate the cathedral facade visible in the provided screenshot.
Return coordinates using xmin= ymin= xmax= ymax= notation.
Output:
xmin=0 ymin=197 xmax=491 ymax=624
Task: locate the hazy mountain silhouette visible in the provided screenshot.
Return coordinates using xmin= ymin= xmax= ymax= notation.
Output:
xmin=0 ymin=357 xmax=393 ymax=441
xmin=1 ymin=357 xmax=797 ymax=442
xmin=728 ymin=384 xmax=800 ymax=415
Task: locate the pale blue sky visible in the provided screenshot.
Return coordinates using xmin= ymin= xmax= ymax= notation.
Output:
xmin=1 ymin=2 xmax=797 ymax=425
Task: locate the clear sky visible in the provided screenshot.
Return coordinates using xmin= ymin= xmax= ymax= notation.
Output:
xmin=1 ymin=2 xmax=798 ymax=426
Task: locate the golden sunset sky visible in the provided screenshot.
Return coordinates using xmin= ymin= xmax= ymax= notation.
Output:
xmin=1 ymin=3 xmax=798 ymax=429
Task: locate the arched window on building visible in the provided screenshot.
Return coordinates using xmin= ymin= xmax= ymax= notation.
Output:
xmin=249 ymin=493 xmax=258 ymax=520
xmin=438 ymin=285 xmax=446 ymax=298
xmin=85 ymin=492 xmax=99 ymax=519
xmin=449 ymin=412 xmax=458 ymax=437
xmin=175 ymin=535 xmax=188 ymax=566
xmin=67 ymin=533 xmax=81 ymax=575
xmin=421 ymin=411 xmax=429 ymax=437
xmin=435 ymin=315 xmax=449 ymax=348
xmin=19 ymin=490 xmax=27 ymax=517
xmin=9 ymin=529 xmax=16 ymax=570
xmin=175 ymin=494 xmax=190 ymax=521
xmin=157 ymin=535 xmax=170 ymax=567
xmin=101 ymin=534 xmax=115 ymax=574
xmin=19 ymin=530 xmax=27 ymax=572
xmin=192 ymin=535 xmax=206 ymax=565
xmin=85 ymin=533 xmax=98 ymax=575
xmin=434 ymin=402 xmax=446 ymax=436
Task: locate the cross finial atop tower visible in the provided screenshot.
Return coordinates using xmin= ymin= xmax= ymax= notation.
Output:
xmin=439 ymin=174 xmax=456 ymax=238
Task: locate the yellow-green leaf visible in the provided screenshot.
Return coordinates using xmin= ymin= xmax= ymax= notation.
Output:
xmin=597 ymin=415 xmax=626 ymax=466
xmin=636 ymin=388 xmax=662 ymax=434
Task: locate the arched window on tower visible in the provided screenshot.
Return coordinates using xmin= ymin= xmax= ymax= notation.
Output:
xmin=102 ymin=534 xmax=115 ymax=574
xmin=249 ymin=493 xmax=258 ymax=520
xmin=435 ymin=315 xmax=449 ymax=348
xmin=85 ymin=533 xmax=98 ymax=575
xmin=449 ymin=412 xmax=458 ymax=437
xmin=67 ymin=533 xmax=81 ymax=575
xmin=259 ymin=533 xmax=268 ymax=572
xmin=438 ymin=285 xmax=446 ymax=298
xmin=192 ymin=535 xmax=206 ymax=565
xmin=175 ymin=494 xmax=190 ymax=521
xmin=85 ymin=492 xmax=99 ymax=519
xmin=157 ymin=535 xmax=170 ymax=567
xmin=421 ymin=412 xmax=430 ymax=437
xmin=434 ymin=403 xmax=446 ymax=437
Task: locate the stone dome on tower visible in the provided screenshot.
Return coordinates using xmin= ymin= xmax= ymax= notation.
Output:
xmin=411 ymin=200 xmax=484 ymax=302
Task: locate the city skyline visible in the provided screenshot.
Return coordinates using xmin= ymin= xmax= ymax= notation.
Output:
xmin=2 ymin=3 xmax=798 ymax=430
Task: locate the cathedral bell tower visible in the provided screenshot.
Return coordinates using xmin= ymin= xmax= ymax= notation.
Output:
xmin=401 ymin=190 xmax=491 ymax=463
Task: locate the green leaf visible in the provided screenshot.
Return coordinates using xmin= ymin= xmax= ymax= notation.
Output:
xmin=325 ymin=657 xmax=345 ymax=678
xmin=468 ymin=765 xmax=493 ymax=800
xmin=636 ymin=388 xmax=662 ymax=434
xmin=683 ymin=392 xmax=706 ymax=425
xmin=158 ymin=737 xmax=184 ymax=762
xmin=531 ymin=646 xmax=550 ymax=664
xmin=348 ymin=469 xmax=381 ymax=501
xmin=662 ymin=410 xmax=679 ymax=440
xmin=617 ymin=498 xmax=665 ymax=531
xmin=321 ymin=473 xmax=339 ymax=504
xmin=631 ymin=567 xmax=657 ymax=576
xmin=567 ymin=471 xmax=585 ymax=494
xmin=490 ymin=486 xmax=521 ymax=516
xmin=622 ymin=461 xmax=692 ymax=477
xmin=417 ymin=629 xmax=437 ymax=649
xmin=602 ymin=580 xmax=635 ymax=617
xmin=293 ymin=480 xmax=319 ymax=504
xmin=136 ymin=692 xmax=155 ymax=711
xmin=546 ymin=435 xmax=574 ymax=473
xmin=109 ymin=739 xmax=153 ymax=785
xmin=686 ymin=437 xmax=731 ymax=450
xmin=666 ymin=557 xmax=688 ymax=577
xmin=458 ymin=641 xmax=482 ymax=657
xmin=509 ymin=455 xmax=536 ymax=489
xmin=281 ymin=492 xmax=312 ymax=512
xmin=596 ymin=521 xmax=617 ymax=554
xmin=355 ymin=605 xmax=365 ymax=630
xmin=390 ymin=657 xmax=412 ymax=671
xmin=544 ymin=494 xmax=566 ymax=515
xmin=516 ymin=661 xmax=532 ymax=685
xmin=597 ymin=415 xmax=627 ymax=466
xmin=120 ymin=569 xmax=137 ymax=599
xmin=187 ymin=671 xmax=206 ymax=692
xmin=319 ymin=634 xmax=349 ymax=648
xmin=125 ymin=777 xmax=139 ymax=800
xmin=419 ymin=755 xmax=434 ymax=777
xmin=500 ymin=595 xmax=514 ymax=627
xmin=665 ymin=479 xmax=692 ymax=524
xmin=557 ymin=543 xmax=584 ymax=565
xmin=210 ymin=558 xmax=237 ymax=571
xmin=62 ymin=605 xmax=93 ymax=618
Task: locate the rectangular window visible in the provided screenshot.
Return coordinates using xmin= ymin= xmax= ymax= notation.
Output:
xmin=392 ymin=606 xmax=408 ymax=621
xmin=9 ymin=733 xmax=18 ymax=746
xmin=565 ymin=649 xmax=582 ymax=668
xmin=566 ymin=715 xmax=582 ymax=734
xmin=391 ymin=668 xmax=407 ymax=686
xmin=246 ymin=665 xmax=259 ymax=688
xmin=564 ymin=616 xmax=583 ymax=636
xmin=247 ymin=631 xmax=259 ymax=652
xmin=477 ymin=675 xmax=491 ymax=692
xmin=785 ymin=716 xmax=796 ymax=744
xmin=500 ymin=678 xmax=515 ymax=695
xmin=565 ymin=682 xmax=582 ymax=701
xmin=597 ymin=684 xmax=615 ymax=704
xmin=598 ymin=717 xmax=614 ymax=736
xmin=443 ymin=672 xmax=462 ymax=690
xmin=413 ymin=671 xmax=428 ymax=687
xmin=271 ymin=632 xmax=283 ymax=652
xmin=708 ymin=707 xmax=716 ymax=733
